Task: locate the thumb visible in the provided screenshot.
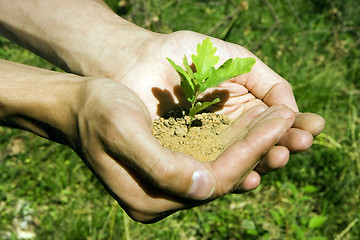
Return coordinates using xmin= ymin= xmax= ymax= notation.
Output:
xmin=110 ymin=125 xmax=216 ymax=201
xmin=209 ymin=116 xmax=289 ymax=196
xmin=148 ymin=148 xmax=217 ymax=200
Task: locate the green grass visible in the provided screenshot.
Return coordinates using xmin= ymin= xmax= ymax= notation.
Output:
xmin=1 ymin=0 xmax=359 ymax=239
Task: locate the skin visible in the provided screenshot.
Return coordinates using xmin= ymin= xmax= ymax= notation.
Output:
xmin=0 ymin=0 xmax=325 ymax=223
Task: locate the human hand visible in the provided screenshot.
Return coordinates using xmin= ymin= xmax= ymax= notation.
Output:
xmin=75 ymin=78 xmax=296 ymax=222
xmin=108 ymin=30 xmax=325 ymax=181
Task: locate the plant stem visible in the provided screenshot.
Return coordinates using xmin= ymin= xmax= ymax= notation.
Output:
xmin=187 ymin=100 xmax=197 ymax=131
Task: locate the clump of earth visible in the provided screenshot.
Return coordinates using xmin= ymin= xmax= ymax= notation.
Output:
xmin=152 ymin=109 xmax=232 ymax=162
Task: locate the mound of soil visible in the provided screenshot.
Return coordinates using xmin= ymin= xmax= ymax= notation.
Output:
xmin=152 ymin=110 xmax=232 ymax=162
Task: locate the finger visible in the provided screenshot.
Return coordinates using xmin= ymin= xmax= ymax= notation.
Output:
xmin=232 ymin=170 xmax=261 ymax=193
xmin=214 ymin=41 xmax=299 ymax=112
xmin=278 ymin=128 xmax=313 ymax=153
xmin=220 ymin=104 xmax=268 ymax=147
xmin=221 ymin=105 xmax=295 ymax=149
xmin=252 ymin=113 xmax=324 ymax=174
xmin=241 ymin=58 xmax=298 ymax=111
xmin=293 ymin=112 xmax=325 ymax=136
xmin=245 ymin=105 xmax=295 ymax=131
xmin=261 ymin=80 xmax=299 ymax=112
xmin=209 ymin=116 xmax=289 ymax=197
xmin=254 ymin=146 xmax=290 ymax=174
xmin=219 ymin=105 xmax=293 ymax=183
xmin=276 ymin=113 xmax=325 ymax=152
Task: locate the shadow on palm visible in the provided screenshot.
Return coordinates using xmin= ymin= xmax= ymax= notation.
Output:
xmin=151 ymin=85 xmax=230 ymax=117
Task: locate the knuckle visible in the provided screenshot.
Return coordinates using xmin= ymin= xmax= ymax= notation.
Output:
xmin=151 ymin=160 xmax=178 ymax=190
xmin=217 ymin=181 xmax=237 ymax=197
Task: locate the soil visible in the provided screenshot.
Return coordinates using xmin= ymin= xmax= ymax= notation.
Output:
xmin=152 ymin=109 xmax=232 ymax=162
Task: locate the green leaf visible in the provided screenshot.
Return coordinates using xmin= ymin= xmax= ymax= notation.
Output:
xmin=308 ymin=216 xmax=327 ymax=229
xmin=199 ymin=57 xmax=256 ymax=93
xmin=303 ymin=185 xmax=318 ymax=193
xmin=168 ymin=38 xmax=255 ymax=120
xmin=167 ymin=57 xmax=191 ymax=83
xmin=192 ymin=37 xmax=220 ymax=83
xmin=167 ymin=57 xmax=195 ymax=102
xmin=183 ymin=55 xmax=194 ymax=78
xmin=189 ymin=98 xmax=220 ymax=118
xmin=181 ymin=81 xmax=196 ymax=102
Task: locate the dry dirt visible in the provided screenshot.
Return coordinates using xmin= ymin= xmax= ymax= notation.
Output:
xmin=152 ymin=109 xmax=232 ymax=162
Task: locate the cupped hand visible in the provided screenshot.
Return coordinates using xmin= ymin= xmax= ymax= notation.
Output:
xmin=75 ymin=78 xmax=297 ymax=223
xmin=112 ymin=30 xmax=325 ymax=182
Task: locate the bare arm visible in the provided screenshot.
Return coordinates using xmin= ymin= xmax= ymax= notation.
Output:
xmin=0 ymin=0 xmax=154 ymax=77
xmin=0 ymin=59 xmax=83 ymax=146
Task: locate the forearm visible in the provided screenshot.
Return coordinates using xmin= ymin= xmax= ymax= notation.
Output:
xmin=0 ymin=0 xmax=155 ymax=78
xmin=0 ymin=59 xmax=84 ymax=146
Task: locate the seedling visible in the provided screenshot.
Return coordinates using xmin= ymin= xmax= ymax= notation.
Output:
xmin=167 ymin=37 xmax=256 ymax=128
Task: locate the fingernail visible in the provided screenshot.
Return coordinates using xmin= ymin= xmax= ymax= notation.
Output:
xmin=187 ymin=170 xmax=215 ymax=200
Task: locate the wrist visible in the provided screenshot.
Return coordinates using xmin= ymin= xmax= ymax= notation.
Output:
xmin=74 ymin=18 xmax=159 ymax=79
